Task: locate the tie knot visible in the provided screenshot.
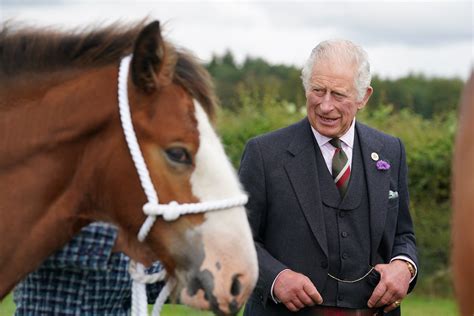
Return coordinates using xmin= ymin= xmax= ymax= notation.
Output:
xmin=330 ymin=138 xmax=342 ymax=149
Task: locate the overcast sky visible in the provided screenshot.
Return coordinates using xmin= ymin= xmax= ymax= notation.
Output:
xmin=1 ymin=0 xmax=473 ymax=79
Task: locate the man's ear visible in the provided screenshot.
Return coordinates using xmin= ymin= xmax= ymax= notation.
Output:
xmin=358 ymin=86 xmax=373 ymax=110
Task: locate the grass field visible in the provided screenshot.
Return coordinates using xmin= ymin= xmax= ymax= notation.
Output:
xmin=0 ymin=293 xmax=458 ymax=315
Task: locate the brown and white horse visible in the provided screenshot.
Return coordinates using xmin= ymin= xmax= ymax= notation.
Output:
xmin=452 ymin=71 xmax=474 ymax=316
xmin=0 ymin=20 xmax=257 ymax=315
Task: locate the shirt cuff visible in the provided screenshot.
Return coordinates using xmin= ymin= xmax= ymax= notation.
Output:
xmin=270 ymin=269 xmax=291 ymax=304
xmin=391 ymin=256 xmax=417 ymax=282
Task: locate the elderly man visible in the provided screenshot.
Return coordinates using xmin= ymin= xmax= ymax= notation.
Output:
xmin=239 ymin=39 xmax=418 ymax=316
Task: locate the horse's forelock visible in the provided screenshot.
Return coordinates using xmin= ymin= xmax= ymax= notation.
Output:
xmin=174 ymin=51 xmax=218 ymax=122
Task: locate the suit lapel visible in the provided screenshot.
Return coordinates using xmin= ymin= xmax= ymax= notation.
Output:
xmin=356 ymin=122 xmax=391 ymax=264
xmin=284 ymin=119 xmax=328 ymax=258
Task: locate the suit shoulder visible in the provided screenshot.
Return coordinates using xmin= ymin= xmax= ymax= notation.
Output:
xmin=357 ymin=122 xmax=401 ymax=146
xmin=247 ymin=119 xmax=307 ymax=149
xmin=356 ymin=122 xmax=406 ymax=165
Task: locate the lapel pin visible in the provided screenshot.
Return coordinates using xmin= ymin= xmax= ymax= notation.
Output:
xmin=371 ymin=152 xmax=379 ymax=161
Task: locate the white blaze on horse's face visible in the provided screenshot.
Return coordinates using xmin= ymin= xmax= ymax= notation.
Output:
xmin=177 ymin=101 xmax=258 ymax=313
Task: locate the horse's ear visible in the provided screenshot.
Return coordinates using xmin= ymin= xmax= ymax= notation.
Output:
xmin=131 ymin=21 xmax=165 ymax=93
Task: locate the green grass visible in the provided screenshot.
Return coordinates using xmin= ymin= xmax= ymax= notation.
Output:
xmin=0 ymin=294 xmax=242 ymax=316
xmin=402 ymin=295 xmax=459 ymax=316
xmin=0 ymin=294 xmax=15 ymax=316
xmin=0 ymin=293 xmax=458 ymax=315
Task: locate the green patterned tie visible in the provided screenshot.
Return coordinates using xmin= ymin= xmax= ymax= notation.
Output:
xmin=330 ymin=138 xmax=351 ymax=196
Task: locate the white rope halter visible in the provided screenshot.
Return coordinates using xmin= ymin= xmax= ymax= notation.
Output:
xmin=117 ymin=55 xmax=248 ymax=316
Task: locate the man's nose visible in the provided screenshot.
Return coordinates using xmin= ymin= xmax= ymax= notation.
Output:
xmin=320 ymin=92 xmax=334 ymax=112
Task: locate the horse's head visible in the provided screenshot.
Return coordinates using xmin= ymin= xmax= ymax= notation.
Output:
xmin=100 ymin=21 xmax=257 ymax=314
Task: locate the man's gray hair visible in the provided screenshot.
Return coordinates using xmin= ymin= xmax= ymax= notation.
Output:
xmin=301 ymin=39 xmax=371 ymax=101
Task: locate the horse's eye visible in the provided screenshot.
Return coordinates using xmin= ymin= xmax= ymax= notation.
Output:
xmin=165 ymin=147 xmax=192 ymax=165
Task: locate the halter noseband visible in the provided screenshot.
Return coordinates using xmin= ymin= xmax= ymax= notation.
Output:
xmin=117 ymin=55 xmax=248 ymax=316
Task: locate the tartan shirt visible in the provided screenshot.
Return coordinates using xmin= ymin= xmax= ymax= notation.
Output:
xmin=13 ymin=222 xmax=164 ymax=316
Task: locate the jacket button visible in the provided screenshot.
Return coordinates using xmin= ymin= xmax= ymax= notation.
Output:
xmin=338 ymin=294 xmax=344 ymax=301
xmin=339 ymin=211 xmax=345 ymax=218
xmin=342 ymin=253 xmax=349 ymax=260
xmin=341 ymin=231 xmax=348 ymax=238
xmin=321 ymin=261 xmax=328 ymax=268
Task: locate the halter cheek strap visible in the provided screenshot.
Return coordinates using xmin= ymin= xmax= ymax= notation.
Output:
xmin=118 ymin=55 xmax=248 ymax=316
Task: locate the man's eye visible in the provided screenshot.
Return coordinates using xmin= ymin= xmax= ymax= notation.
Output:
xmin=333 ymin=92 xmax=346 ymax=100
xmin=313 ymin=88 xmax=325 ymax=96
xmin=165 ymin=147 xmax=192 ymax=165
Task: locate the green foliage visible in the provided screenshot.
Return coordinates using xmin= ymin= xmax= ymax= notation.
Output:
xmin=207 ymin=52 xmax=306 ymax=111
xmin=207 ymin=51 xmax=242 ymax=109
xmin=217 ymin=87 xmax=305 ymax=167
xmin=369 ymin=75 xmax=464 ymax=118
xmin=414 ymin=267 xmax=454 ymax=298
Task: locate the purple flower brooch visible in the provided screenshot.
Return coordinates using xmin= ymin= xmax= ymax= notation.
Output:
xmin=371 ymin=152 xmax=390 ymax=170
xmin=376 ymin=159 xmax=391 ymax=171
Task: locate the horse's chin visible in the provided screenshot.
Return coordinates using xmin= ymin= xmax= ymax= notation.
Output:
xmin=178 ymin=287 xmax=212 ymax=310
xmin=178 ymin=287 xmax=240 ymax=316
xmin=170 ymin=272 xmax=212 ymax=309
xmin=166 ymin=282 xmax=212 ymax=312
xmin=170 ymin=269 xmax=243 ymax=316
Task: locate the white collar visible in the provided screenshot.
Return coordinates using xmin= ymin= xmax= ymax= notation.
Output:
xmin=311 ymin=118 xmax=356 ymax=149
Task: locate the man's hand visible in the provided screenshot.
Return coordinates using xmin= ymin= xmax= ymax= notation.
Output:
xmin=273 ymin=269 xmax=323 ymax=312
xmin=367 ymin=260 xmax=411 ymax=313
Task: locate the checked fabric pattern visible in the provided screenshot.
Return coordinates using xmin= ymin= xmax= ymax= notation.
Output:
xmin=13 ymin=222 xmax=164 ymax=316
xmin=330 ymin=138 xmax=351 ymax=196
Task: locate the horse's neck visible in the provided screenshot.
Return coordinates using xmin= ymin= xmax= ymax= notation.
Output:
xmin=0 ymin=66 xmax=119 ymax=298
xmin=1 ymin=68 xmax=116 ymax=165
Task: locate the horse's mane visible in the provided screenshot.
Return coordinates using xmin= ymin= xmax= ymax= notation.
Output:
xmin=0 ymin=20 xmax=216 ymax=118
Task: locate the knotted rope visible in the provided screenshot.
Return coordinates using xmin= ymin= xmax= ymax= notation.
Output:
xmin=117 ymin=55 xmax=247 ymax=316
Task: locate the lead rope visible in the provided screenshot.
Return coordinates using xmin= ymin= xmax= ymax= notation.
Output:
xmin=117 ymin=55 xmax=247 ymax=316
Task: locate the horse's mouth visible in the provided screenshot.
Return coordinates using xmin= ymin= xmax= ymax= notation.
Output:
xmin=169 ymin=270 xmax=242 ymax=316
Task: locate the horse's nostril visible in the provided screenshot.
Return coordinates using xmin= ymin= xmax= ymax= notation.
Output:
xmin=187 ymin=269 xmax=215 ymax=302
xmin=230 ymin=274 xmax=242 ymax=296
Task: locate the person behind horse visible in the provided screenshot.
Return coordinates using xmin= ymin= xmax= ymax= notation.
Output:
xmin=13 ymin=222 xmax=164 ymax=315
xmin=239 ymin=39 xmax=418 ymax=316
